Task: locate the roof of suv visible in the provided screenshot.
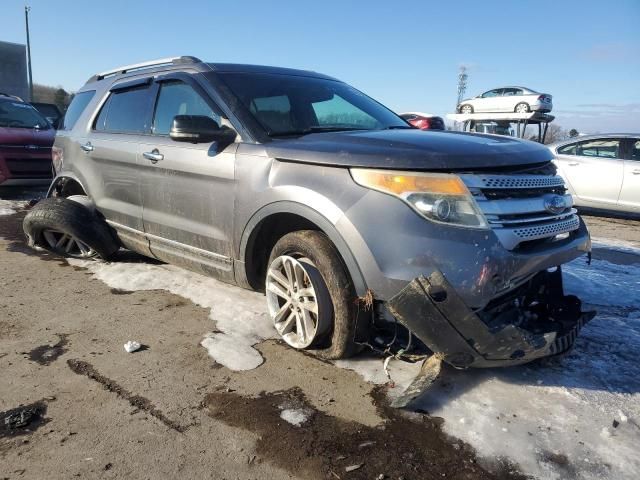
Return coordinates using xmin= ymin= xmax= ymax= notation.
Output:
xmin=84 ymin=56 xmax=338 ymax=85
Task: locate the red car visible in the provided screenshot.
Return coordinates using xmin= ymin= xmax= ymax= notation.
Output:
xmin=400 ymin=112 xmax=445 ymax=130
xmin=0 ymin=93 xmax=54 ymax=186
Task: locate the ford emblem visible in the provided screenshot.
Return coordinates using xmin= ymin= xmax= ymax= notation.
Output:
xmin=544 ymin=194 xmax=567 ymax=215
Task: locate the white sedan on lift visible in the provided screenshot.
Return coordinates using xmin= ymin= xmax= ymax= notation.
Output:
xmin=457 ymin=87 xmax=553 ymax=114
xmin=550 ymin=134 xmax=640 ymax=215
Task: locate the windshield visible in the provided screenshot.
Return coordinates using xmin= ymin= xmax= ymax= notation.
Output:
xmin=0 ymin=100 xmax=50 ymax=129
xmin=216 ymin=72 xmax=409 ymax=136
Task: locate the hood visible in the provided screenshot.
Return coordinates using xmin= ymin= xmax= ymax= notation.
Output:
xmin=265 ymin=129 xmax=553 ymax=171
xmin=0 ymin=126 xmax=55 ymax=148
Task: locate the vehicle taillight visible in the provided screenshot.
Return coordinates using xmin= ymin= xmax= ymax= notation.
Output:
xmin=414 ymin=118 xmax=431 ymax=130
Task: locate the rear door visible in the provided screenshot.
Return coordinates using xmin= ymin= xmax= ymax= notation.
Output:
xmin=82 ymin=79 xmax=155 ymax=247
xmin=618 ymin=138 xmax=640 ymax=211
xmin=501 ymin=88 xmax=521 ymax=112
xmin=137 ymin=73 xmax=237 ymax=280
xmin=558 ymin=138 xmax=625 ymax=206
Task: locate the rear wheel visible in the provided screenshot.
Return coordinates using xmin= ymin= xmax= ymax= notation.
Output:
xmin=23 ymin=197 xmax=119 ymax=260
xmin=460 ymin=104 xmax=473 ymax=114
xmin=265 ymin=230 xmax=361 ymax=359
xmin=515 ymin=102 xmax=530 ymax=113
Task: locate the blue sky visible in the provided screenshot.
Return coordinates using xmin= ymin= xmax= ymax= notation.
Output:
xmin=4 ymin=0 xmax=639 ymax=132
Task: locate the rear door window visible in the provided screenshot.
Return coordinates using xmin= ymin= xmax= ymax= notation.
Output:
xmin=61 ymin=91 xmax=95 ymax=130
xmin=152 ymin=81 xmax=220 ymax=135
xmin=577 ymin=139 xmax=622 ymax=159
xmin=94 ymin=86 xmax=153 ymax=134
xmin=630 ymin=140 xmax=640 ymax=161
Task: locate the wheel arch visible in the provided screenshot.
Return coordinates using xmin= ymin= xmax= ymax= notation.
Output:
xmin=236 ymin=201 xmax=368 ymax=296
xmin=47 ymin=174 xmax=88 ymax=198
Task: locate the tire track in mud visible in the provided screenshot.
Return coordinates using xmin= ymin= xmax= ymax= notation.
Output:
xmin=204 ymin=387 xmax=527 ymax=480
xmin=67 ymin=359 xmax=188 ymax=433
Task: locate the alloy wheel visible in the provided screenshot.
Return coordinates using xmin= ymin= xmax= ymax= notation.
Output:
xmin=42 ymin=228 xmax=97 ymax=258
xmin=266 ymin=255 xmax=331 ymax=349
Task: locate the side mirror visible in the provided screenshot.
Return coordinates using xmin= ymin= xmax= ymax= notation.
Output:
xmin=170 ymin=115 xmax=222 ymax=144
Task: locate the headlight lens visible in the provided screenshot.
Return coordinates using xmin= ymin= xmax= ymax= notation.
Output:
xmin=350 ymin=168 xmax=488 ymax=228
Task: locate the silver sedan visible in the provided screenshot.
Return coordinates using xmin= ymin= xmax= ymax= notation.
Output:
xmin=550 ymin=134 xmax=640 ymax=214
xmin=458 ymin=87 xmax=553 ymax=114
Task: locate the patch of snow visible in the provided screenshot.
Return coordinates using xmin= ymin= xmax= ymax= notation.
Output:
xmin=68 ymin=259 xmax=275 ymax=370
xmin=0 ymin=198 xmax=27 ymax=216
xmin=338 ymin=245 xmax=640 ymax=480
xmin=279 ymin=408 xmax=310 ymax=427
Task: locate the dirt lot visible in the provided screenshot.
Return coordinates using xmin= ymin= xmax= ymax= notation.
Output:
xmin=1 ymin=188 xmax=639 ymax=480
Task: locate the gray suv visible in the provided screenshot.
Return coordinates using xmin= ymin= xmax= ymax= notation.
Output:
xmin=25 ymin=56 xmax=593 ymax=367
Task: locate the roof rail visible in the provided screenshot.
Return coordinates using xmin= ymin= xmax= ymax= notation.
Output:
xmin=0 ymin=92 xmax=23 ymax=101
xmin=90 ymin=56 xmax=202 ymax=82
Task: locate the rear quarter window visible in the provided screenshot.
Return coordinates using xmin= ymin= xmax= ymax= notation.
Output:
xmin=61 ymin=91 xmax=95 ymax=130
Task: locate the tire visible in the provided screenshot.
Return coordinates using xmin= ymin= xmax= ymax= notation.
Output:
xmin=515 ymin=102 xmax=530 ymax=113
xmin=23 ymin=197 xmax=119 ymax=260
xmin=265 ymin=230 xmax=362 ymax=359
xmin=460 ymin=104 xmax=473 ymax=114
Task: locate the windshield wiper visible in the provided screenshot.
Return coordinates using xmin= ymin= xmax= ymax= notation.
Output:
xmin=382 ymin=125 xmax=414 ymax=130
xmin=268 ymin=126 xmax=370 ymax=137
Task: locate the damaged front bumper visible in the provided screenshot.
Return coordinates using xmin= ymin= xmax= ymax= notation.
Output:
xmin=386 ymin=268 xmax=596 ymax=368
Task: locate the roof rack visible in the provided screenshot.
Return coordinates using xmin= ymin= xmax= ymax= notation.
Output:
xmin=89 ymin=56 xmax=202 ymax=82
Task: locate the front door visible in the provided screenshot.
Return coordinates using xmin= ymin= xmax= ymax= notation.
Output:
xmin=618 ymin=139 xmax=640 ymax=211
xmin=557 ymin=138 xmax=624 ymax=206
xmin=138 ymin=75 xmax=237 ymax=281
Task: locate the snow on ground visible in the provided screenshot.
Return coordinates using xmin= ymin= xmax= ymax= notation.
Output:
xmin=67 ymin=259 xmax=275 ymax=370
xmin=279 ymin=408 xmax=311 ymax=427
xmin=339 ymin=244 xmax=640 ymax=480
xmin=67 ymin=241 xmax=640 ymax=479
xmin=0 ymin=198 xmax=28 ymax=216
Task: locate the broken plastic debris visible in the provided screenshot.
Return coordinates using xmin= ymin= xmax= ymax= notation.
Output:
xmin=124 ymin=341 xmax=141 ymax=353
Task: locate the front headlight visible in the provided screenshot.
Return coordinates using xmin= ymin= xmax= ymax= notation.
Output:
xmin=350 ymin=168 xmax=488 ymax=229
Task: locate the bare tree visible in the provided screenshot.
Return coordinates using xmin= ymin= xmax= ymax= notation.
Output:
xmin=543 ymin=124 xmax=567 ymax=144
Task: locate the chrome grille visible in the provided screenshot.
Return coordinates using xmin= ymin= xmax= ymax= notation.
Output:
xmin=461 ymin=173 xmax=580 ymax=250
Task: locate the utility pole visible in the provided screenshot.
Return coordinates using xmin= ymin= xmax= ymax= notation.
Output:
xmin=25 ymin=5 xmax=33 ymax=101
xmin=456 ymin=65 xmax=468 ymax=109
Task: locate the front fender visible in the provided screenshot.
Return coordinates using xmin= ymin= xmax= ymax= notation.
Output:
xmin=236 ymin=200 xmax=369 ymax=296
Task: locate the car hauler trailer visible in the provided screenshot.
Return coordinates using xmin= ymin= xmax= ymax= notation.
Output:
xmin=447 ymin=111 xmax=555 ymax=143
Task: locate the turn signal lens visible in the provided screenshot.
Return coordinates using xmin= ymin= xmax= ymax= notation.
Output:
xmin=351 ymin=169 xmax=488 ymax=229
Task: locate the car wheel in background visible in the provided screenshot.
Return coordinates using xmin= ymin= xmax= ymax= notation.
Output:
xmin=515 ymin=102 xmax=530 ymax=113
xmin=23 ymin=197 xmax=119 ymax=260
xmin=460 ymin=104 xmax=473 ymax=114
xmin=266 ymin=230 xmax=362 ymax=359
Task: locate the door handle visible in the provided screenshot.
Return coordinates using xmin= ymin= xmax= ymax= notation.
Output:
xmin=80 ymin=142 xmax=94 ymax=153
xmin=568 ymin=162 xmax=579 ymax=166
xmin=632 ymin=169 xmax=640 ymax=175
xmin=143 ymin=149 xmax=164 ymax=163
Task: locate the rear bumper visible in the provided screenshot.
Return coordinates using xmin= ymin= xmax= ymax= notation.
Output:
xmin=386 ymin=268 xmax=595 ymax=368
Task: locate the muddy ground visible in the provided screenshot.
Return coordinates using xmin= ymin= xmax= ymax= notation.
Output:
xmin=1 ymin=187 xmax=638 ymax=480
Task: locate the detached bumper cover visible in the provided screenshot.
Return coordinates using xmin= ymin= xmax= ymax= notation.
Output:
xmin=387 ymin=268 xmax=595 ymax=368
